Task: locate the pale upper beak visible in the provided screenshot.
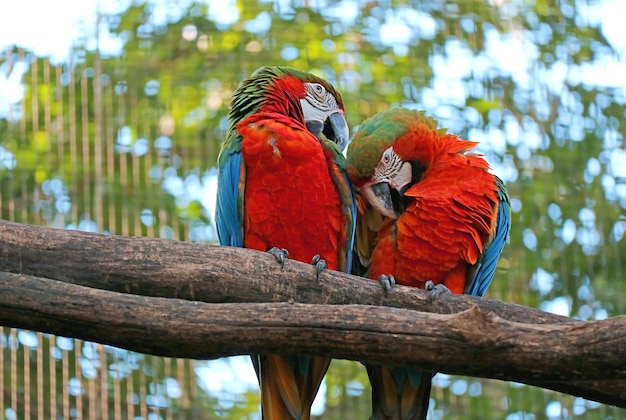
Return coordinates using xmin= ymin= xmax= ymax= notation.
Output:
xmin=305 ymin=111 xmax=349 ymax=151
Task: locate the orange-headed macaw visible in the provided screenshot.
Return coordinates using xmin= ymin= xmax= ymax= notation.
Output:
xmin=216 ymin=66 xmax=355 ymax=419
xmin=346 ymin=108 xmax=511 ymax=419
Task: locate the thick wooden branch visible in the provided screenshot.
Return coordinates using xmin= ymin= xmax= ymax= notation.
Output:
xmin=1 ymin=220 xmax=625 ymax=407
xmin=1 ymin=271 xmax=626 ymax=407
xmin=0 ymin=220 xmax=573 ymax=323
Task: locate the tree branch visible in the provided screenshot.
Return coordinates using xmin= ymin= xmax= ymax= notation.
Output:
xmin=0 ymin=220 xmax=574 ymax=323
xmin=1 ymin=220 xmax=625 ymax=408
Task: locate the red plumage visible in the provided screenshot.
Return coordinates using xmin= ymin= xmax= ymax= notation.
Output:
xmin=239 ymin=112 xmax=345 ymax=270
xmin=354 ymin=120 xmax=499 ymax=293
xmin=217 ymin=66 xmax=355 ymax=420
xmin=347 ymin=108 xmax=509 ymax=420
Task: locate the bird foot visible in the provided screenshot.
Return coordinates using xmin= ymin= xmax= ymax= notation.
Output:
xmin=267 ymin=247 xmax=289 ymax=270
xmin=425 ymin=280 xmax=450 ymax=298
xmin=378 ymin=274 xmax=396 ymax=294
xmin=311 ymin=254 xmax=327 ymax=282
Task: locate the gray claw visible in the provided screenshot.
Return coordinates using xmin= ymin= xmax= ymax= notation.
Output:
xmin=311 ymin=254 xmax=327 ymax=282
xmin=267 ymin=247 xmax=289 ymax=270
xmin=425 ymin=280 xmax=450 ymax=297
xmin=378 ymin=274 xmax=396 ymax=294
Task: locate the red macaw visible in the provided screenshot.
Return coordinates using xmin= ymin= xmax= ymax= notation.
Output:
xmin=216 ymin=66 xmax=355 ymax=419
xmin=346 ymin=108 xmax=511 ymax=419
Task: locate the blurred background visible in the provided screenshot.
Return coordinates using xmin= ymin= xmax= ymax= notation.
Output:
xmin=1 ymin=0 xmax=625 ymax=418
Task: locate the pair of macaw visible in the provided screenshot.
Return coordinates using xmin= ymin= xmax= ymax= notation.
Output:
xmin=216 ymin=66 xmax=511 ymax=419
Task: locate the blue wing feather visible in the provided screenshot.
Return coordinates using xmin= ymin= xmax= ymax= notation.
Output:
xmin=466 ymin=177 xmax=511 ymax=297
xmin=216 ymin=151 xmax=244 ymax=248
xmin=319 ymin=137 xmax=357 ymax=274
xmin=342 ymin=169 xmax=357 ymax=274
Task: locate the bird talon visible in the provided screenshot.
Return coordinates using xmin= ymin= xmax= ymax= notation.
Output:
xmin=267 ymin=247 xmax=289 ymax=270
xmin=311 ymin=254 xmax=327 ymax=282
xmin=378 ymin=274 xmax=396 ymax=294
xmin=425 ymin=280 xmax=450 ymax=297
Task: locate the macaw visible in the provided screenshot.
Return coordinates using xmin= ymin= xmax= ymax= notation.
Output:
xmin=346 ymin=108 xmax=511 ymax=419
xmin=216 ymin=66 xmax=355 ymax=419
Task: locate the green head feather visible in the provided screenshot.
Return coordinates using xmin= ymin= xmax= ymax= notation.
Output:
xmin=219 ymin=66 xmax=342 ymax=167
xmin=347 ymin=107 xmax=445 ymax=181
xmin=228 ymin=66 xmax=343 ymax=126
xmin=228 ymin=66 xmax=306 ymax=123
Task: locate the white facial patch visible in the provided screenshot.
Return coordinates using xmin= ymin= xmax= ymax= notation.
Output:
xmin=300 ymin=98 xmax=327 ymax=123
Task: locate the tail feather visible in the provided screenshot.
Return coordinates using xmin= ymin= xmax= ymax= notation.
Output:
xmin=254 ymin=354 xmax=331 ymax=420
xmin=367 ymin=364 xmax=433 ymax=420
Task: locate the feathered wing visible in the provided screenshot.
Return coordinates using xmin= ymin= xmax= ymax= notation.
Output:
xmin=216 ymin=66 xmax=303 ymax=247
xmin=216 ymin=81 xmax=248 ymax=248
xmin=216 ymin=147 xmax=244 ymax=247
xmin=465 ymin=176 xmax=511 ymax=297
xmin=351 ymin=191 xmax=385 ymax=277
xmin=319 ymin=135 xmax=356 ymax=273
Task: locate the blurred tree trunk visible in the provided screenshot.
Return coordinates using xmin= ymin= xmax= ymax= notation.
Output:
xmin=1 ymin=219 xmax=625 ymax=408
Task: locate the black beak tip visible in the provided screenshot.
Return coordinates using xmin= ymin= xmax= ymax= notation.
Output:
xmin=305 ymin=113 xmax=349 ymax=151
xmin=305 ymin=121 xmax=324 ymax=139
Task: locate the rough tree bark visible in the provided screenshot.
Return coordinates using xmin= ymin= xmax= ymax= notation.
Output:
xmin=0 ymin=220 xmax=625 ymax=408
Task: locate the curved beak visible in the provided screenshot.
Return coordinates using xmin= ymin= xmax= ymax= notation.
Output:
xmin=362 ymin=182 xmax=397 ymax=219
xmin=324 ymin=112 xmax=349 ymax=151
xmin=305 ymin=112 xmax=349 ymax=152
xmin=305 ymin=120 xmax=324 ymax=138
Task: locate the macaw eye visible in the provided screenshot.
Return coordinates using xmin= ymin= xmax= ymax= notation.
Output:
xmin=311 ymin=83 xmax=325 ymax=95
xmin=302 ymin=82 xmax=340 ymax=118
xmin=382 ymin=150 xmax=392 ymax=164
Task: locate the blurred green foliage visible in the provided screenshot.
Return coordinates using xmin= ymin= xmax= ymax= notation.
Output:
xmin=1 ymin=0 xmax=625 ymax=418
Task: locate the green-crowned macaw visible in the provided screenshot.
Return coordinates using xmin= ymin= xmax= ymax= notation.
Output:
xmin=346 ymin=108 xmax=511 ymax=419
xmin=216 ymin=66 xmax=355 ymax=419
